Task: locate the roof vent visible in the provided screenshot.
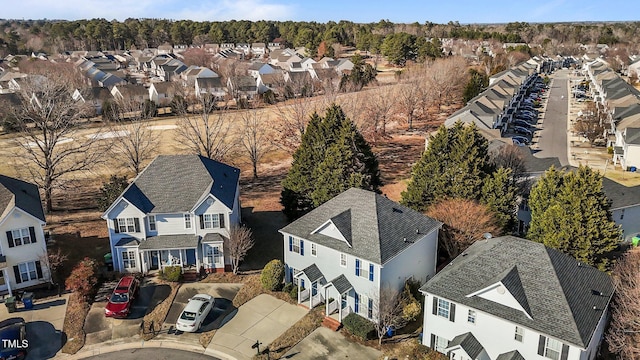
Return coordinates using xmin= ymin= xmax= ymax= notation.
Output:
xmin=593 ymin=305 xmax=597 ymax=310
xmin=591 ymin=290 xmax=604 ymax=296
xmin=392 ymin=207 xmax=403 ymax=213
xmin=577 ymin=262 xmax=582 ymax=267
xmin=416 ymin=229 xmax=420 ymax=234
xmin=482 ymin=233 xmax=493 ymax=240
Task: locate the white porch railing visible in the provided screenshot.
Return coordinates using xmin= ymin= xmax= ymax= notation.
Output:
xmin=343 ymin=305 xmax=352 ymax=318
xmin=300 ymin=289 xmax=310 ymax=302
xmin=311 ymin=293 xmax=324 ymax=308
xmin=327 ymin=300 xmax=338 ymax=315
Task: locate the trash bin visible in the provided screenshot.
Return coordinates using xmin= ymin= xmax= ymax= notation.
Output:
xmin=22 ymin=292 xmax=34 ymax=310
xmin=104 ymin=253 xmax=113 ymax=271
xmin=5 ymin=296 xmax=16 ymax=313
xmin=633 ymin=235 xmax=640 ymax=247
xmin=631 ymin=167 xmax=637 ymax=172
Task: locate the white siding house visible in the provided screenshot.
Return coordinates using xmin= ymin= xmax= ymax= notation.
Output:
xmin=0 ymin=175 xmax=50 ymax=296
xmin=421 ymin=236 xmax=613 ymax=360
xmin=102 ymin=155 xmax=241 ymax=274
xmin=279 ymin=188 xmax=441 ymax=324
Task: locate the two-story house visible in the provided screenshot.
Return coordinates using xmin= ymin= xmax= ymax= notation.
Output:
xmin=421 ymin=236 xmax=612 ymax=360
xmin=102 ymin=155 xmax=241 ymax=274
xmin=0 ymin=175 xmax=50 ymax=296
xmin=279 ymin=188 xmax=441 ymax=324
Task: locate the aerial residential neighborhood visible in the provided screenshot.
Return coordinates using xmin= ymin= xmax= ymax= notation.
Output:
xmin=1 ymin=4 xmax=640 ymax=360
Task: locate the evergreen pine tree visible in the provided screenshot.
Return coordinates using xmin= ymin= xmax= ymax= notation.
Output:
xmin=281 ymin=104 xmax=381 ymax=219
xmin=481 ymin=167 xmax=518 ymax=230
xmin=527 ymin=165 xmax=620 ymax=270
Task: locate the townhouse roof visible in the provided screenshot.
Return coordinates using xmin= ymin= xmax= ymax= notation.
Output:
xmin=0 ymin=175 xmax=45 ymax=223
xmin=447 ymin=333 xmax=484 ymax=359
xmin=496 ymin=351 xmax=526 ymax=360
xmin=602 ymin=175 xmax=640 ymax=210
xmin=280 ymin=188 xmax=442 ymax=265
xmin=117 ymin=155 xmax=240 ymax=214
xmin=138 ymin=234 xmax=199 ymax=250
xmin=624 ymin=127 xmax=640 ymax=145
xmin=196 ymin=77 xmax=223 ymax=88
xmin=420 ymin=236 xmax=613 ymax=348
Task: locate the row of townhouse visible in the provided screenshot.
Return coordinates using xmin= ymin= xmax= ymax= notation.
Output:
xmin=99 ymin=154 xmax=613 ymax=360
xmin=585 ymin=59 xmax=640 ymax=170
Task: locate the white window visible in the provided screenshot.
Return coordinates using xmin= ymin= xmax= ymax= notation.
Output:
xmin=467 ymin=310 xmax=476 ymax=324
xmin=11 ymin=228 xmax=31 ymax=246
xmin=340 ymin=253 xmax=347 ymax=267
xmin=434 ymin=335 xmax=449 ymax=353
xmin=437 ymin=298 xmax=450 ymax=319
xmin=311 ymin=243 xmax=317 ymax=256
xmin=122 ymin=251 xmax=136 ymax=269
xmin=184 ymin=214 xmax=192 ymax=229
xmin=148 ymin=215 xmax=156 ymax=231
xmin=117 ymin=217 xmax=138 ymax=233
xmin=291 ymin=237 xmax=302 ymax=254
xmin=0 ymin=271 xmax=4 ymax=286
xmin=203 ymin=214 xmax=221 ymax=229
xmin=117 ymin=218 xmax=127 ymax=232
xmin=544 ymin=337 xmax=562 ymax=360
xmin=18 ymin=262 xmax=37 ymax=282
xmin=205 ymin=245 xmax=223 ymax=266
xmin=515 ymin=326 xmax=524 ymax=342
xmin=126 ymin=218 xmax=136 ymax=232
xmin=356 ymin=259 xmax=369 ymax=279
xmin=357 ymin=294 xmax=368 ymax=317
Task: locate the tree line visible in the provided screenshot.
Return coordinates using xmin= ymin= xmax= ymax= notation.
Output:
xmin=1 ymin=18 xmax=639 ymax=57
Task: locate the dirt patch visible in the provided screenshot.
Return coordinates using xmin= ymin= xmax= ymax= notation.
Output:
xmin=232 ymin=274 xmax=293 ymax=308
xmin=141 ymin=280 xmax=180 ymax=340
xmin=255 ymin=306 xmax=325 ymax=359
xmin=60 ymin=293 xmax=90 ymax=354
xmin=381 ymin=339 xmax=447 ymax=360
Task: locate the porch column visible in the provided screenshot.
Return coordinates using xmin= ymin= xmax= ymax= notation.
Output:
xmin=339 ymin=294 xmax=342 ymax=322
xmin=309 ymin=281 xmax=313 ymax=309
xmin=297 ymin=281 xmax=301 ymax=304
xmin=4 ymin=269 xmax=12 ymax=297
xmin=325 ymin=287 xmax=329 ymax=316
xmin=140 ymin=251 xmax=146 ymax=273
xmin=179 ymin=250 xmax=184 ymax=269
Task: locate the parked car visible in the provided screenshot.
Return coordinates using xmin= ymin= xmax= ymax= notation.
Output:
xmin=512 ymin=135 xmax=530 ymax=145
xmin=176 ymin=294 xmax=214 ymax=332
xmin=514 ymin=126 xmax=533 ymax=136
xmin=512 ymin=138 xmax=526 ymax=146
xmin=0 ymin=318 xmax=27 ymax=360
xmin=518 ymin=111 xmax=537 ymax=119
xmin=105 ymin=276 xmax=139 ymax=318
xmin=513 ymin=120 xmax=534 ymax=129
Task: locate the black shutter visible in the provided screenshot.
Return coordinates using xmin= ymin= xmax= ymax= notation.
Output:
xmin=13 ymin=265 xmax=22 ymax=284
xmin=432 ymin=296 xmax=439 ymax=315
xmin=6 ymin=231 xmax=15 ymax=248
xmin=430 ymin=334 xmax=435 ymax=349
xmin=29 ymin=227 xmax=36 ymax=243
xmin=538 ymin=335 xmax=546 ymax=356
xmin=449 ymin=303 xmax=456 ymax=322
xmin=561 ymin=344 xmax=569 ymax=360
xmin=199 ymin=215 xmax=205 ymax=229
xmin=35 ymin=261 xmax=43 ymax=279
xmin=113 ymin=219 xmax=120 ymax=233
xmin=134 ymin=218 xmax=140 ymax=232
xmin=219 ymin=214 xmax=225 ymax=229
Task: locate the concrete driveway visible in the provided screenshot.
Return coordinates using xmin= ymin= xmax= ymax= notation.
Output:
xmin=0 ymin=294 xmax=69 ymax=359
xmin=208 ymin=294 xmax=307 ymax=359
xmin=155 ymin=283 xmax=242 ymax=347
xmin=283 ymin=327 xmax=382 ymax=359
xmin=83 ymin=278 xmax=171 ymax=346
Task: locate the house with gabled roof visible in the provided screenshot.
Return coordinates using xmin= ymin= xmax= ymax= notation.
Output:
xmin=421 ymin=236 xmax=612 ymax=360
xmin=279 ymin=188 xmax=441 ymax=325
xmin=195 ymin=77 xmax=227 ymax=100
xmin=0 ymin=175 xmax=50 ymax=296
xmin=102 ymin=155 xmax=241 ymax=274
xmin=149 ymin=82 xmax=176 ymax=106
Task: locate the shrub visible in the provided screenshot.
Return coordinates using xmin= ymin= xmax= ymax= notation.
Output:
xmin=96 ymin=175 xmax=129 ymax=211
xmin=160 ymin=266 xmax=182 ymax=282
xmin=142 ymin=100 xmax=158 ymax=118
xmin=343 ymin=313 xmax=375 ymax=340
xmin=608 ymin=146 xmax=614 ymax=155
xmin=65 ymin=257 xmax=98 ymax=300
xmin=402 ymin=299 xmax=421 ymax=322
xmin=289 ymin=285 xmax=299 ymax=299
xmin=260 ymin=259 xmax=284 ymax=291
xmin=102 ymin=100 xmax=119 ymax=122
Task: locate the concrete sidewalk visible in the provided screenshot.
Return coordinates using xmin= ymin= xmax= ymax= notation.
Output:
xmin=208 ymin=294 xmax=307 ymax=359
xmin=283 ymin=327 xmax=382 ymax=359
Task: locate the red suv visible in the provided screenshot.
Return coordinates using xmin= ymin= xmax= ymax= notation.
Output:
xmin=104 ymin=276 xmax=139 ymax=318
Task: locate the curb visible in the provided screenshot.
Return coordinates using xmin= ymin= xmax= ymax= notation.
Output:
xmin=53 ymin=338 xmax=237 ymax=360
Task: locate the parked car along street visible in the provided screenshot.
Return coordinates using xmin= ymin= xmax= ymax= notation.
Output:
xmin=104 ymin=276 xmax=140 ymax=318
xmin=176 ymin=294 xmax=214 ymax=332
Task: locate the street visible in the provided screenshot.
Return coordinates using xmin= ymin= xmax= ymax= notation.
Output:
xmin=533 ymin=70 xmax=570 ymax=166
xmin=82 ymin=348 xmax=221 ymax=359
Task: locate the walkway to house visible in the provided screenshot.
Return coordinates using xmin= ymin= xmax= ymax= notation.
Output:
xmin=207 ymin=294 xmax=307 ymax=359
xmin=283 ymin=327 xmax=382 ymax=359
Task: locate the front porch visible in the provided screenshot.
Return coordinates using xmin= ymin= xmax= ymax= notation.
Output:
xmin=295 ymin=265 xmax=354 ymax=324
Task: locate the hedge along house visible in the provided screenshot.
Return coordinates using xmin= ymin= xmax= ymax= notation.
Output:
xmin=0 ymin=175 xmax=50 ymax=296
xmin=102 ymin=155 xmax=241 ymax=274
xmin=279 ymin=188 xmax=442 ymax=325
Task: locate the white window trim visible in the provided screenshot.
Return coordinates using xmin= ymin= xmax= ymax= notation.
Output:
xmin=340 ymin=253 xmax=347 ymax=267
xmin=18 ymin=261 xmax=37 ymax=282
xmin=544 ymin=337 xmax=562 ymax=360
xmin=467 ymin=309 xmax=476 ymax=324
xmin=184 ymin=214 xmax=192 ymax=229
xmin=311 ymin=243 xmax=317 ymax=257
xmin=122 ymin=250 xmax=137 ymax=269
xmin=356 ymin=259 xmax=369 ymax=279
xmin=148 ymin=215 xmax=156 ymax=231
xmin=515 ymin=326 xmax=524 ymax=342
xmin=203 ymin=213 xmax=221 ymax=229
xmin=437 ymin=298 xmax=450 ymax=319
xmin=291 ymin=237 xmax=301 ymax=254
xmin=434 ymin=335 xmax=448 ymax=353
xmin=11 ymin=228 xmax=32 ymax=246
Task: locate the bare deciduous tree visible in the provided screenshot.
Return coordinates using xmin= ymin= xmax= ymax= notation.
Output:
xmin=9 ymin=74 xmax=110 ymax=212
xmin=607 ymin=249 xmax=640 ymax=360
xmin=490 ymin=144 xmax=529 ymax=193
xmin=372 ymin=287 xmax=407 ymax=346
xmin=427 ymin=198 xmax=500 ymax=258
xmin=238 ymin=105 xmax=273 ymax=179
xmin=273 ymin=92 xmax=317 ymax=154
xmin=228 ymin=224 xmax=255 ymax=274
xmin=425 ymin=57 xmax=468 ymax=112
xmin=109 ymin=100 xmax=160 ymax=175
xmin=176 ymin=94 xmax=235 ymax=161
xmin=395 ymin=80 xmax=422 ymax=130
xmin=38 ymin=248 xmax=68 ymax=296
xmin=574 ymin=101 xmax=606 ymax=146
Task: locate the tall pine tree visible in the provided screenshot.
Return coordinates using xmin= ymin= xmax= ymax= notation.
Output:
xmin=527 ymin=165 xmax=620 ymax=270
xmin=281 ymin=104 xmax=381 ymax=219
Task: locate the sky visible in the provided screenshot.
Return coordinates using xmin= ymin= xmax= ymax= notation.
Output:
xmin=1 ymin=0 xmax=637 ymax=24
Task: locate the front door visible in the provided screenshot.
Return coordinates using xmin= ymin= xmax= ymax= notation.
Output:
xmin=149 ymin=251 xmax=159 ymax=270
xmin=341 ymin=293 xmax=347 ymax=309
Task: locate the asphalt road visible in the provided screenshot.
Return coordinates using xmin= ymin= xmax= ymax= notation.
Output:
xmin=82 ymin=348 xmax=221 ymax=359
xmin=533 ymin=70 xmax=569 ymax=165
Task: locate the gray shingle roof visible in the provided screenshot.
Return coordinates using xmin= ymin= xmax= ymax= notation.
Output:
xmin=601 ymin=177 xmax=640 ymax=210
xmin=496 ymin=350 xmax=525 ymax=360
xmin=138 ymin=234 xmax=199 ymax=250
xmin=120 ymin=155 xmax=240 ymax=214
xmin=115 ymin=237 xmax=140 ymax=247
xmin=300 ymin=264 xmax=324 ymax=283
xmin=447 ymin=332 xmax=484 ymax=359
xmin=420 ymin=236 xmax=613 ymax=347
xmin=0 ymin=175 xmax=45 ymax=223
xmin=625 ymin=127 xmax=640 ymax=145
xmin=202 ymin=233 xmax=227 ymax=243
xmin=280 ymin=188 xmax=442 ymax=265
xmin=328 ymin=274 xmax=353 ymax=294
